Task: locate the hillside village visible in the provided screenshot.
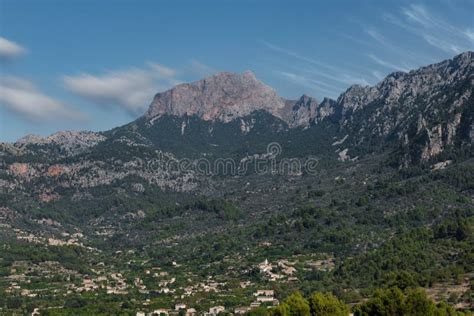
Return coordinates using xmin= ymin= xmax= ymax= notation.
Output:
xmin=1 ymin=250 xmax=338 ymax=315
xmin=136 ymin=289 xmax=278 ymax=316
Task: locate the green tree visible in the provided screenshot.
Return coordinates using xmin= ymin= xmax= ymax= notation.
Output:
xmin=249 ymin=307 xmax=271 ymax=316
xmin=404 ymin=288 xmax=437 ymax=315
xmin=271 ymin=303 xmax=290 ymax=316
xmin=353 ymin=287 xmax=466 ymax=316
xmin=353 ymin=287 xmax=405 ymax=316
xmin=64 ymin=297 xmax=87 ymax=309
xmin=284 ymin=292 xmax=310 ymax=316
xmin=308 ymin=292 xmax=350 ymax=316
xmin=6 ymin=297 xmax=22 ymax=310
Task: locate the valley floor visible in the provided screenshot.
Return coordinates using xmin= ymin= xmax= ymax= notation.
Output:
xmin=0 ymin=156 xmax=473 ymax=315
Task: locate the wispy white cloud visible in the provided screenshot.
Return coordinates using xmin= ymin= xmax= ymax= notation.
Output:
xmin=0 ymin=76 xmax=85 ymax=121
xmin=284 ymin=69 xmax=343 ymax=91
xmin=262 ymin=40 xmax=372 ymax=88
xmin=341 ymin=34 xmax=377 ymax=49
xmin=148 ymin=63 xmax=178 ymax=78
xmin=275 ymin=71 xmax=339 ymax=99
xmin=261 ymin=40 xmax=346 ymax=74
xmin=188 ymin=59 xmax=216 ymax=77
xmin=63 ymin=63 xmax=181 ymax=115
xmin=371 ymin=70 xmax=384 ymax=81
xmin=401 ymin=4 xmax=433 ymax=28
xmin=423 ymin=35 xmax=462 ymax=54
xmin=464 ymin=29 xmax=474 ymax=42
xmin=364 ymin=27 xmax=435 ymax=65
xmin=385 ymin=4 xmax=473 ymax=54
xmin=366 ymin=29 xmax=386 ymax=45
xmin=368 ymin=54 xmax=410 ymax=72
xmin=401 ymin=4 xmax=465 ymax=38
xmin=302 ymin=66 xmax=373 ymax=86
xmin=0 ymin=36 xmax=26 ymax=60
xmin=294 ymin=67 xmax=370 ymax=86
xmin=338 ymin=74 xmax=372 ymax=86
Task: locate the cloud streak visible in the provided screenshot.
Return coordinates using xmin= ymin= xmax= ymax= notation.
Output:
xmin=63 ymin=60 xmax=217 ymax=115
xmin=465 ymin=29 xmax=474 ymax=42
xmin=0 ymin=76 xmax=85 ymax=121
xmin=63 ymin=63 xmax=182 ymax=115
xmin=262 ymin=40 xmax=373 ymax=94
xmin=188 ymin=59 xmax=216 ymax=77
xmin=0 ymin=36 xmax=26 ymax=61
xmin=365 ymin=28 xmax=430 ymax=65
xmin=423 ymin=35 xmax=461 ymax=54
xmin=261 ymin=40 xmax=348 ymax=74
xmin=385 ymin=4 xmax=473 ymax=55
xmin=371 ymin=70 xmax=384 ymax=81
xmin=275 ymin=71 xmax=340 ymax=98
xmin=368 ymin=54 xmax=410 ymax=72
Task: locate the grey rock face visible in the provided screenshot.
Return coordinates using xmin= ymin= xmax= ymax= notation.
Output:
xmin=315 ymin=97 xmax=339 ymax=123
xmin=145 ymin=70 xmax=343 ymax=128
xmin=336 ymin=85 xmax=379 ymax=120
xmin=337 ymin=52 xmax=473 ymax=124
xmin=146 ymin=71 xmax=287 ymax=123
xmin=283 ymin=95 xmax=339 ymax=127
xmin=335 ymin=51 xmax=473 ymax=162
xmin=286 ymin=95 xmax=319 ymax=127
xmin=15 ymin=131 xmax=106 ymax=156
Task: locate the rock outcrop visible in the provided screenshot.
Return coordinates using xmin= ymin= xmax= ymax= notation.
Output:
xmin=145 ymin=71 xmax=287 ymax=123
xmin=15 ymin=131 xmax=106 ymax=156
xmin=145 ymin=71 xmax=341 ymax=128
xmin=287 ymin=95 xmax=319 ymax=127
xmin=334 ymin=51 xmax=473 ymax=163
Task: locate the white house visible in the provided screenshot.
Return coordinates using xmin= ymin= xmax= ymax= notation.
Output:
xmin=257 ymin=296 xmax=275 ymax=302
xmin=234 ymin=307 xmax=251 ymax=314
xmin=151 ymin=309 xmax=169 ymax=316
xmin=255 ymin=289 xmax=274 ymax=296
xmin=186 ymin=308 xmax=197 ymax=316
xmin=209 ymin=306 xmax=225 ymax=315
xmin=175 ymin=303 xmax=186 ymax=311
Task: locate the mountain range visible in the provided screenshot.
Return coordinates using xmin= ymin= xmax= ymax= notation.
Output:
xmin=2 ymin=52 xmax=472 ymax=186
xmin=0 ymin=52 xmax=473 ymax=314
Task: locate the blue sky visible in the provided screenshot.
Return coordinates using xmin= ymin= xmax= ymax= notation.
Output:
xmin=1 ymin=0 xmax=473 ymax=142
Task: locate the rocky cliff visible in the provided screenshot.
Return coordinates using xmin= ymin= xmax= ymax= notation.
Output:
xmin=145 ymin=71 xmax=288 ymax=123
xmin=144 ymin=70 xmax=340 ymax=128
xmin=1 ymin=51 xmax=473 ymax=183
xmin=334 ymin=51 xmax=473 ymax=163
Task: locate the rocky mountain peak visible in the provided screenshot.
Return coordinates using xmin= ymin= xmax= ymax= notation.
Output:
xmin=145 ymin=71 xmax=286 ymax=123
xmin=285 ymin=94 xmax=319 ymax=127
xmin=333 ymin=51 xmax=473 ymax=163
xmin=336 ymin=84 xmax=378 ymax=116
xmin=336 ymin=51 xmax=473 ymax=122
xmin=293 ymin=94 xmax=316 ymax=109
xmin=451 ymin=50 xmax=473 ymax=66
